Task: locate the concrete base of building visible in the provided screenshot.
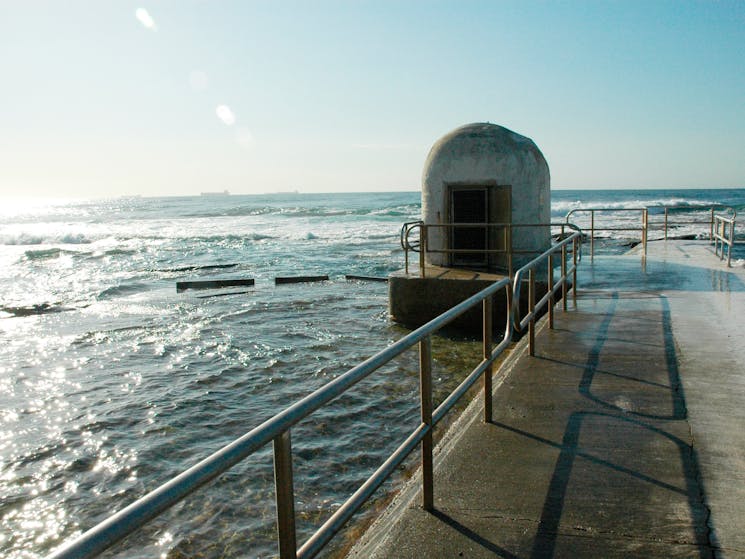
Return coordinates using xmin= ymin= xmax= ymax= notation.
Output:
xmin=388 ymin=265 xmax=551 ymax=335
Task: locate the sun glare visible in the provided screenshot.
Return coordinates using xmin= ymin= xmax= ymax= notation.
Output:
xmin=135 ymin=8 xmax=157 ymax=31
xmin=0 ymin=198 xmax=81 ymax=219
xmin=215 ymin=105 xmax=236 ymax=126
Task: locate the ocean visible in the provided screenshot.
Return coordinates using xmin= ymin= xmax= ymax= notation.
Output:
xmin=1 ymin=188 xmax=744 ymax=558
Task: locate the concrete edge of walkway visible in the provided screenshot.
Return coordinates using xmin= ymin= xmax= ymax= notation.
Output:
xmin=346 ymin=315 xmax=551 ymax=557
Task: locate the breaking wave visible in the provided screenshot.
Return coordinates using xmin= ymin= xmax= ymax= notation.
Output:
xmin=552 ymin=197 xmax=724 ymax=217
xmin=1 ymin=232 xmax=96 ymax=246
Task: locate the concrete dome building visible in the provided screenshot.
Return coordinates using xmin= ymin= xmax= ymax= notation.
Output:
xmin=389 ymin=123 xmax=552 ymax=331
xmin=422 ymin=122 xmax=550 ymax=271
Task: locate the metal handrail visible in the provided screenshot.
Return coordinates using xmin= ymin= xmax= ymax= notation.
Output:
xmin=564 ymin=208 xmax=649 ymax=256
xmin=511 ymin=232 xmax=582 ymax=356
xmin=400 ymin=220 xmax=422 ymax=252
xmin=565 ymin=205 xmax=738 ymax=255
xmin=713 ymin=213 xmax=736 ymax=267
xmin=48 ymin=277 xmax=515 ymax=559
xmin=400 ymin=220 xmax=423 ymax=274
xmin=401 ymin=221 xmax=582 ymax=277
xmin=649 ymin=205 xmax=736 ymax=241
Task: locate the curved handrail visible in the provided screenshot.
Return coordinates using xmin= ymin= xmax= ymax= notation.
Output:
xmin=556 ymin=221 xmax=583 ymax=243
xmin=400 ymin=220 xmax=422 ymax=252
xmin=511 ymin=231 xmax=582 ymax=335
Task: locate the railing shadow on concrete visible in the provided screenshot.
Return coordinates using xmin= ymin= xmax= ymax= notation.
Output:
xmin=531 ymin=411 xmax=711 ymax=559
xmin=532 ymin=293 xmax=711 ymax=558
xmin=482 ymin=293 xmax=714 ymax=558
xmin=575 ymin=293 xmax=686 ymax=421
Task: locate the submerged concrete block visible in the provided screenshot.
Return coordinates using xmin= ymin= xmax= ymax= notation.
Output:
xmin=176 ymin=278 xmax=254 ymax=292
xmin=275 ymin=275 xmax=329 ymax=284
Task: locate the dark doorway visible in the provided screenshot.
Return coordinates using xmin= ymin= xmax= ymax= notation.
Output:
xmin=451 ymin=187 xmax=488 ymax=267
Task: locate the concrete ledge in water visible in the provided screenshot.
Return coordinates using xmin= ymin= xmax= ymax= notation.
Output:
xmin=176 ymin=278 xmax=255 ymax=292
xmin=345 ymin=275 xmax=389 ymax=282
xmin=275 ymin=275 xmax=329 ymax=285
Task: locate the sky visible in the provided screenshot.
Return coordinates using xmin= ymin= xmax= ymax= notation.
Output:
xmin=1 ymin=0 xmax=744 ymax=198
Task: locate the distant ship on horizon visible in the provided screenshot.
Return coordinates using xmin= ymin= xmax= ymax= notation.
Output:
xmin=200 ymin=190 xmax=230 ymax=196
xmin=269 ymin=189 xmax=300 ymax=195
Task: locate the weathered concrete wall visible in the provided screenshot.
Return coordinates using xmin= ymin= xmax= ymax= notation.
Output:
xmin=422 ymin=122 xmax=550 ymax=270
xmin=388 ymin=272 xmax=551 ymax=335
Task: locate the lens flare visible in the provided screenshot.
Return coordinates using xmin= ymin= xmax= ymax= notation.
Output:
xmin=215 ymin=105 xmax=236 ymax=126
xmin=135 ymin=8 xmax=157 ymax=31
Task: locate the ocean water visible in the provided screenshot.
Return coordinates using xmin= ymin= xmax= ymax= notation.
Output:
xmin=1 ymin=188 xmax=743 ymax=559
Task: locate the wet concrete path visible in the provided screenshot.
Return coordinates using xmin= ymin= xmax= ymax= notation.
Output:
xmin=349 ymin=241 xmax=745 ymax=559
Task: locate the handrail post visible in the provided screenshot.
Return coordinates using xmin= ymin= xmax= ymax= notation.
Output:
xmin=719 ymin=219 xmax=727 ymax=260
xmin=547 ymin=254 xmax=554 ymax=329
xmin=273 ymin=431 xmax=297 ymax=559
xmin=419 ymin=336 xmax=433 ymax=511
xmin=528 ymin=268 xmax=535 ymax=356
xmin=404 ymin=225 xmax=410 ymax=275
xmin=728 ymin=219 xmax=734 ymax=267
xmin=710 ymin=208 xmax=715 ymax=241
xmin=508 ymin=225 xmax=513 ymax=279
xmin=483 ymin=295 xmax=493 ymax=422
xmin=664 ymin=207 xmax=668 ymax=240
xmin=642 ymin=209 xmax=648 ymax=254
xmin=561 ymin=243 xmax=568 ymax=312
xmin=718 ymin=219 xmax=723 ymax=259
xmin=572 ymin=236 xmax=578 ymax=305
xmin=590 ymin=210 xmax=595 ymax=258
xmin=420 ymin=225 xmax=427 ymax=278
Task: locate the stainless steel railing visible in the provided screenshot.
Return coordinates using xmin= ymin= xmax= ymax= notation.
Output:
xmin=400 ymin=219 xmax=423 ymax=274
xmin=713 ymin=213 xmax=736 ymax=266
xmin=400 ymin=221 xmax=581 ymax=277
xmin=564 ymin=208 xmax=649 ymax=256
xmin=565 ymin=205 xmax=738 ymax=258
xmin=656 ymin=205 xmax=736 ymax=241
xmin=512 ymin=233 xmax=581 ymax=356
xmin=50 ymin=278 xmax=524 ymax=559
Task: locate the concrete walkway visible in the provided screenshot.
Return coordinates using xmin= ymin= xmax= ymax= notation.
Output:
xmin=349 ymin=241 xmax=745 ymax=559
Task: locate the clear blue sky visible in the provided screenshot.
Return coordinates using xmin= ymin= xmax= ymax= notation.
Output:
xmin=1 ymin=1 xmax=743 ymax=198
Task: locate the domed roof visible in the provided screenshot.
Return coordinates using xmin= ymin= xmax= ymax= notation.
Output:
xmin=425 ymin=122 xmax=546 ymax=168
